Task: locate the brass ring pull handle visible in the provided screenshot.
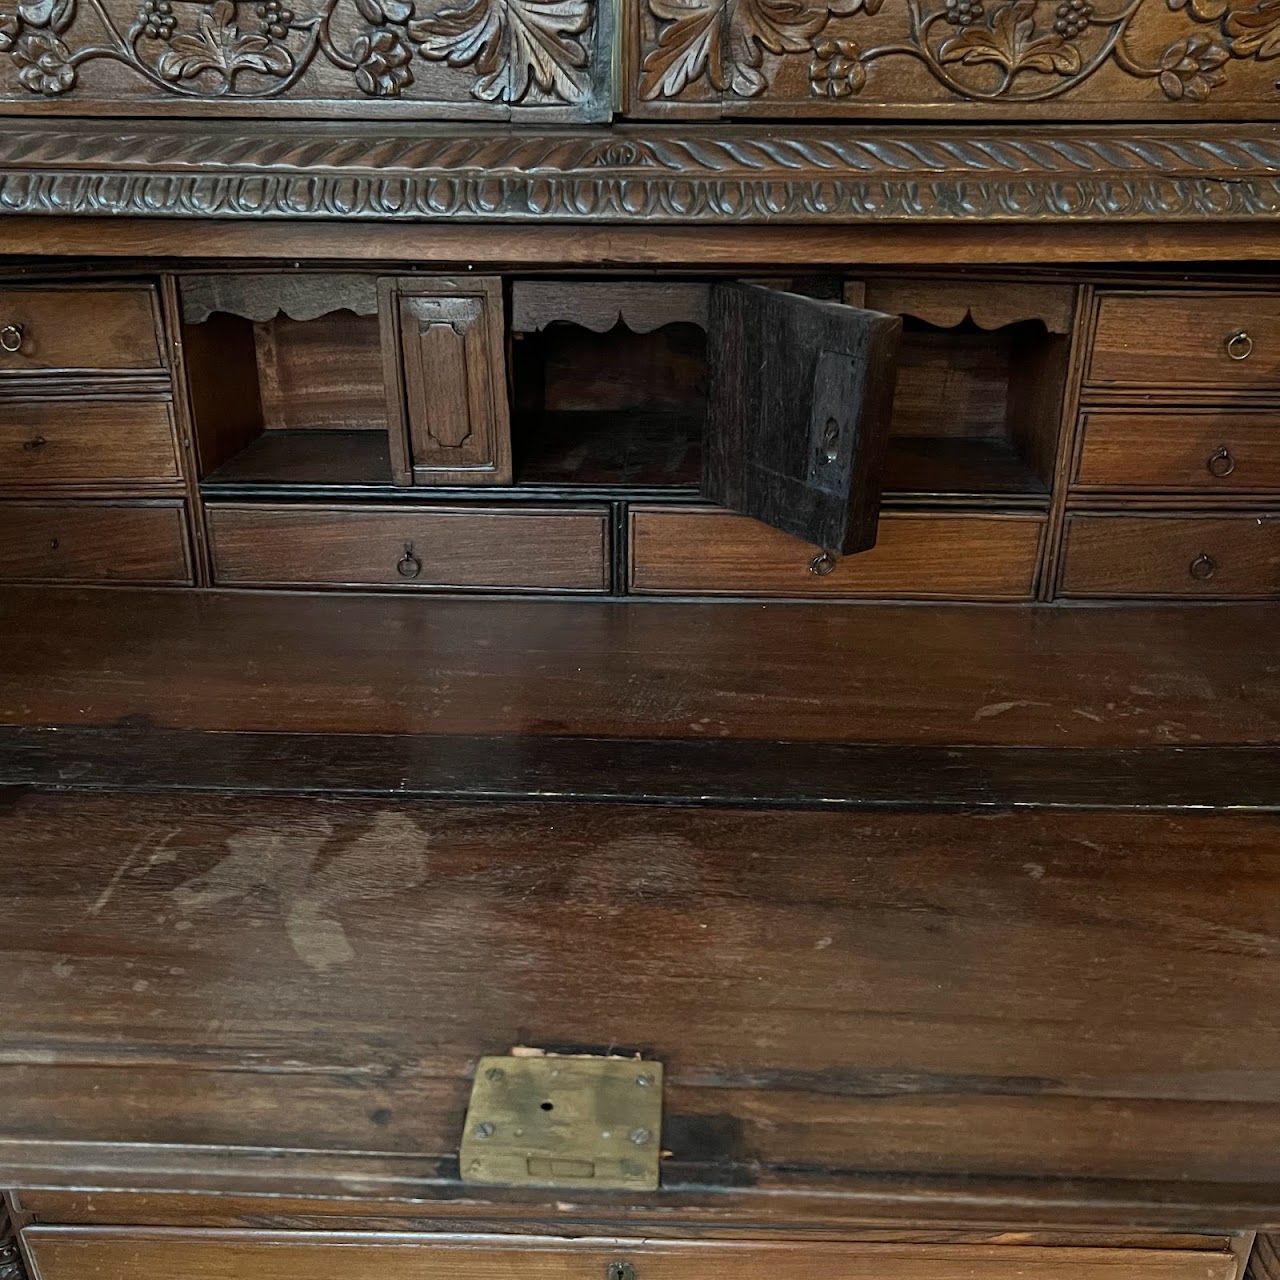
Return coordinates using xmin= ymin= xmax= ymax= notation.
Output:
xmin=1189 ymin=552 xmax=1218 ymax=582
xmin=1207 ymin=446 xmax=1236 ymax=478
xmin=0 ymin=323 xmax=23 ymax=354
xmin=396 ymin=541 xmax=422 ymax=580
xmin=22 ymin=435 xmax=47 ymax=452
xmin=1226 ymin=330 xmax=1254 ymax=361
xmin=809 ymin=552 xmax=837 ymax=577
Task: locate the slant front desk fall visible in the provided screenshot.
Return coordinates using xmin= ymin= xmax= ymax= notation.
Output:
xmin=3 ymin=3 xmax=1280 ymax=1280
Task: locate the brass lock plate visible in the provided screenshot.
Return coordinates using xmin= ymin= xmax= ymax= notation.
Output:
xmin=460 ymin=1053 xmax=663 ymax=1191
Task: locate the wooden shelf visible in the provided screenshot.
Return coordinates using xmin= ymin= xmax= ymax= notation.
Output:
xmin=202 ymin=430 xmax=394 ymax=489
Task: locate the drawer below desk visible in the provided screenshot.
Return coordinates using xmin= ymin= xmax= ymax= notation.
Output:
xmin=20 ymin=1230 xmax=1240 ymax=1280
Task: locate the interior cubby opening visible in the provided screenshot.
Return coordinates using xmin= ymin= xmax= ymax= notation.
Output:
xmin=511 ymin=320 xmax=707 ymax=489
xmin=182 ymin=274 xmax=395 ymax=488
xmin=881 ymin=314 xmax=1068 ymax=499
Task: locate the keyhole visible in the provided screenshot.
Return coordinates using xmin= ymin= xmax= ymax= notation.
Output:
xmin=821 ymin=418 xmax=840 ymax=464
xmin=540 ymin=1101 xmax=554 ymax=1111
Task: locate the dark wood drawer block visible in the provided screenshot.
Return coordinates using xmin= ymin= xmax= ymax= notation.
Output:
xmin=1076 ymin=411 xmax=1280 ymax=491
xmin=21 ymin=1230 xmax=1240 ymax=1280
xmin=0 ymin=501 xmax=191 ymax=584
xmin=0 ymin=399 xmax=181 ymax=487
xmin=1060 ymin=515 xmax=1280 ymax=598
xmin=630 ymin=508 xmax=1043 ymax=599
xmin=1089 ymin=293 xmax=1280 ymax=389
xmin=0 ymin=287 xmax=163 ymax=374
xmin=209 ymin=503 xmax=610 ymax=593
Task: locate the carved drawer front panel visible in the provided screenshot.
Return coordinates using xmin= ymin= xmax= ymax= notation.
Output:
xmin=1060 ymin=513 xmax=1280 ymax=598
xmin=0 ymin=0 xmax=609 ymax=119
xmin=0 ymin=500 xmax=192 ymax=583
xmin=0 ymin=288 xmax=163 ymax=375
xmin=627 ymin=0 xmax=1280 ymax=119
xmin=1075 ymin=411 xmax=1280 ymax=491
xmin=385 ymin=277 xmax=512 ymax=486
xmin=629 ymin=507 xmax=1043 ymax=598
xmin=208 ymin=502 xmax=610 ymax=590
xmin=0 ymin=399 xmax=181 ymax=487
xmin=1089 ymin=292 xmax=1280 ymax=389
xmin=20 ymin=1231 xmax=1242 ymax=1280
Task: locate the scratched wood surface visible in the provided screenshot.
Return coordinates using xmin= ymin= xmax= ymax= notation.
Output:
xmin=0 ymin=587 xmax=1277 ymax=745
xmin=4 ymin=789 xmax=1280 ymax=1221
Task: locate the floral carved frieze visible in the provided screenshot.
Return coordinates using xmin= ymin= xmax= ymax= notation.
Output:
xmin=0 ymin=0 xmax=603 ymax=111
xmin=638 ymin=0 xmax=1280 ymax=110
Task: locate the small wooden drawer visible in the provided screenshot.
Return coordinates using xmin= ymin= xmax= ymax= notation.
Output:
xmin=1075 ymin=411 xmax=1280 ymax=491
xmin=629 ymin=508 xmax=1043 ymax=599
xmin=1060 ymin=515 xmax=1280 ymax=598
xmin=20 ymin=1230 xmax=1240 ymax=1280
xmin=0 ymin=501 xmax=192 ymax=585
xmin=0 ymin=287 xmax=164 ymax=374
xmin=208 ymin=503 xmax=610 ymax=593
xmin=0 ymin=399 xmax=181 ymax=487
xmin=1089 ymin=292 xmax=1280 ymax=389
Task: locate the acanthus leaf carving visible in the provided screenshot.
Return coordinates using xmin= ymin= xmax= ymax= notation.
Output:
xmin=409 ymin=0 xmax=591 ymax=103
xmin=641 ymin=0 xmax=1280 ymax=106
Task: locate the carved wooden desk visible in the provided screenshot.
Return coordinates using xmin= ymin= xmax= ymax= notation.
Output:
xmin=3 ymin=1 xmax=1280 ymax=1277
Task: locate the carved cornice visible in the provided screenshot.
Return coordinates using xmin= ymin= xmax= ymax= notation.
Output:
xmin=1 ymin=121 xmax=1280 ymax=222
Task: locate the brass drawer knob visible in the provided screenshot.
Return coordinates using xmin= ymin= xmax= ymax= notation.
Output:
xmin=1207 ymin=446 xmax=1236 ymax=478
xmin=21 ymin=435 xmax=47 ymax=452
xmin=1189 ymin=553 xmax=1218 ymax=582
xmin=396 ymin=542 xmax=422 ymax=579
xmin=1226 ymin=329 xmax=1254 ymax=361
xmin=809 ymin=551 xmax=837 ymax=577
xmin=0 ymin=323 xmax=23 ymax=354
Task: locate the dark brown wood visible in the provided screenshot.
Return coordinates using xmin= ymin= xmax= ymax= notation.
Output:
xmin=1248 ymin=1236 xmax=1280 ymax=1280
xmin=388 ymin=277 xmax=513 ymax=487
xmin=7 ymin=724 xmax=1280 ymax=812
xmin=1059 ymin=514 xmax=1280 ymax=599
xmin=0 ymin=502 xmax=192 ymax=585
xmin=16 ymin=1231 xmax=1241 ymax=1280
xmin=0 ymin=286 xmax=163 ymax=375
xmin=1088 ymin=292 xmax=1280 ymax=390
xmin=1074 ymin=411 xmax=1280 ymax=492
xmin=0 ymin=398 xmax=181 ymax=487
xmin=207 ymin=503 xmax=609 ymax=592
xmin=704 ymin=284 xmax=901 ymax=555
xmin=511 ymin=282 xmax=710 ymax=334
xmin=2 ymin=587 xmax=1276 ymax=745
xmin=630 ymin=508 xmax=1043 ymax=599
xmin=5 ymin=789 xmax=1280 ymax=1218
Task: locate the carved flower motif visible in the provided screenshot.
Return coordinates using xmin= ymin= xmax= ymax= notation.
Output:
xmin=12 ymin=29 xmax=75 ymax=92
xmin=139 ymin=0 xmax=176 ymax=39
xmin=353 ymin=24 xmax=413 ymax=94
xmin=1157 ymin=30 xmax=1228 ymax=98
xmin=0 ymin=11 xmax=20 ymax=50
xmin=937 ymin=0 xmax=1082 ymax=78
xmin=1226 ymin=0 xmax=1280 ymax=59
xmin=255 ymin=0 xmax=294 ymax=39
xmin=809 ymin=35 xmax=864 ymax=94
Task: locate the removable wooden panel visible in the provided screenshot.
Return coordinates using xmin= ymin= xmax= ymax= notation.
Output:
xmin=704 ymin=284 xmax=900 ymax=555
xmin=208 ymin=503 xmax=609 ymax=592
xmin=393 ymin=279 xmax=512 ymax=486
xmin=0 ymin=399 xmax=181 ymax=487
xmin=0 ymin=287 xmax=163 ymax=375
xmin=630 ymin=508 xmax=1042 ymax=599
xmin=0 ymin=501 xmax=191 ymax=584
xmin=20 ymin=1232 xmax=1241 ymax=1280
xmin=1089 ymin=293 xmax=1280 ymax=389
xmin=1060 ymin=515 xmax=1280 ymax=598
xmin=1076 ymin=411 xmax=1280 ymax=491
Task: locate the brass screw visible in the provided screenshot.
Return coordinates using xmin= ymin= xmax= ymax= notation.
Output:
xmin=473 ymin=1122 xmax=495 ymax=1139
xmin=485 ymin=1067 xmax=506 ymax=1082
xmin=629 ymin=1127 xmax=651 ymax=1146
xmin=635 ymin=1073 xmax=654 ymax=1088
